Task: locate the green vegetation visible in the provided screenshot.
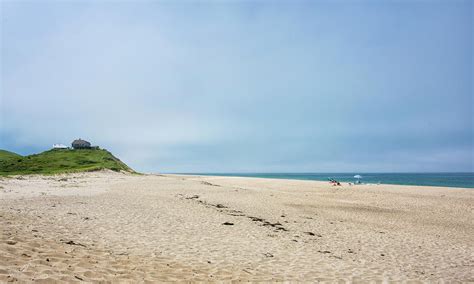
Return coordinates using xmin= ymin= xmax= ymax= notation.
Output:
xmin=0 ymin=150 xmax=22 ymax=162
xmin=0 ymin=148 xmax=134 ymax=176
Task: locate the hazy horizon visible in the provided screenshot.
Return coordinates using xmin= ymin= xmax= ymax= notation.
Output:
xmin=1 ymin=1 xmax=473 ymax=173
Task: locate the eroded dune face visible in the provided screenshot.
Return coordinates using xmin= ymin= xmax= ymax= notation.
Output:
xmin=1 ymin=172 xmax=473 ymax=282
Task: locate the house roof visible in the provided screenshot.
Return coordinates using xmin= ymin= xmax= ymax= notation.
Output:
xmin=72 ymin=139 xmax=91 ymax=144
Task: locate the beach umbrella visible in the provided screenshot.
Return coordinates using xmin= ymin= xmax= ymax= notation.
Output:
xmin=354 ymin=175 xmax=362 ymax=183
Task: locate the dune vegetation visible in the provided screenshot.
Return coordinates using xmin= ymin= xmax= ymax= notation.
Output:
xmin=0 ymin=150 xmax=22 ymax=162
xmin=0 ymin=149 xmax=134 ymax=176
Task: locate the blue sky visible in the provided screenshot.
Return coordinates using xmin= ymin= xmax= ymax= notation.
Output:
xmin=1 ymin=0 xmax=472 ymax=173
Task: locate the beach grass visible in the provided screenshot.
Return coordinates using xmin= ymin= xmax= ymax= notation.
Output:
xmin=0 ymin=148 xmax=134 ymax=176
xmin=0 ymin=150 xmax=22 ymax=162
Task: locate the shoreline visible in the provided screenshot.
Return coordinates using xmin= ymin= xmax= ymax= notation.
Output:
xmin=164 ymin=173 xmax=474 ymax=191
xmin=169 ymin=172 xmax=474 ymax=189
xmin=2 ymin=171 xmax=473 ymax=189
xmin=1 ymin=171 xmax=473 ymax=282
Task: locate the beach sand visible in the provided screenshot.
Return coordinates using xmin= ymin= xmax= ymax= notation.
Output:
xmin=0 ymin=171 xmax=473 ymax=282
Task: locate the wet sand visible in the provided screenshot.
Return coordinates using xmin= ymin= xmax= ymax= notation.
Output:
xmin=1 ymin=171 xmax=473 ymax=282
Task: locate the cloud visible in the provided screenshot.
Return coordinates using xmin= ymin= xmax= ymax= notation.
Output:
xmin=1 ymin=1 xmax=472 ymax=172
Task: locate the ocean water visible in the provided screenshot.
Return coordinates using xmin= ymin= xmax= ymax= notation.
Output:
xmin=190 ymin=173 xmax=474 ymax=188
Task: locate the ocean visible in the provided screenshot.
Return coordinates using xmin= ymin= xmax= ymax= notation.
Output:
xmin=189 ymin=173 xmax=474 ymax=188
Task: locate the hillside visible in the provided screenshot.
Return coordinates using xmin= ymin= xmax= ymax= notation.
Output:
xmin=0 ymin=149 xmax=134 ymax=176
xmin=0 ymin=150 xmax=22 ymax=162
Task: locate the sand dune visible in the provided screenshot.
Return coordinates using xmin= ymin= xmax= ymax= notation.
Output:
xmin=1 ymin=171 xmax=473 ymax=282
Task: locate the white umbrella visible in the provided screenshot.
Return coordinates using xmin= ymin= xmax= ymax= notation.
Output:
xmin=354 ymin=175 xmax=362 ymax=179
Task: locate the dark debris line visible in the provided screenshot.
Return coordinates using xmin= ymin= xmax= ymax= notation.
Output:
xmin=179 ymin=194 xmax=290 ymax=232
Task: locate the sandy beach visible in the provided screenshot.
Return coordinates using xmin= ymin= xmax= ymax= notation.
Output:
xmin=0 ymin=171 xmax=473 ymax=282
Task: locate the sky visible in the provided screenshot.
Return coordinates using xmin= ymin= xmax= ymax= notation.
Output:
xmin=0 ymin=0 xmax=473 ymax=173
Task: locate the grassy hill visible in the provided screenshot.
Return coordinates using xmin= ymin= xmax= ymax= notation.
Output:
xmin=0 ymin=150 xmax=22 ymax=162
xmin=0 ymin=148 xmax=134 ymax=176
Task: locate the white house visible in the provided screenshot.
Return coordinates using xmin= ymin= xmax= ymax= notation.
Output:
xmin=53 ymin=144 xmax=68 ymax=149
